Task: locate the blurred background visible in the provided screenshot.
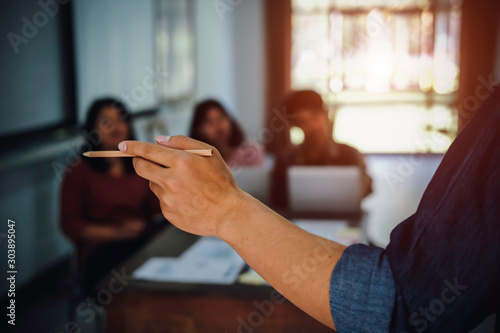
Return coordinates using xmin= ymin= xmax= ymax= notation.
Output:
xmin=0 ymin=0 xmax=499 ymax=332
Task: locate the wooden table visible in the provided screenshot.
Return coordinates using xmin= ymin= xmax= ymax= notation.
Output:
xmin=102 ymin=155 xmax=444 ymax=332
xmin=102 ymin=223 xmax=343 ymax=333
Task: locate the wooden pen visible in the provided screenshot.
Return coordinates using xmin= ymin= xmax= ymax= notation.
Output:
xmin=83 ymin=150 xmax=213 ymax=158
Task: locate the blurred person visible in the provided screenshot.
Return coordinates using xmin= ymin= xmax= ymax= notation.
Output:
xmin=60 ymin=97 xmax=163 ymax=293
xmin=189 ymin=99 xmax=264 ymax=167
xmin=271 ymin=90 xmax=373 ymax=208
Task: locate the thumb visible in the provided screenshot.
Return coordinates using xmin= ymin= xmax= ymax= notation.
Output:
xmin=154 ymin=135 xmax=212 ymax=150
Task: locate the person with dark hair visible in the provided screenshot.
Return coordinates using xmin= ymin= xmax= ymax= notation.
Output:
xmin=271 ymin=90 xmax=373 ymax=208
xmin=60 ymin=97 xmax=163 ymax=293
xmin=189 ymin=99 xmax=264 ymax=167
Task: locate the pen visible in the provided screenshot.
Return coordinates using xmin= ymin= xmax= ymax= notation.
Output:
xmin=83 ymin=150 xmax=213 ymax=158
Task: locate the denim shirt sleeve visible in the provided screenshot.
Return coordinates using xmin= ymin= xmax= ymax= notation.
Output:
xmin=329 ymin=244 xmax=395 ymax=333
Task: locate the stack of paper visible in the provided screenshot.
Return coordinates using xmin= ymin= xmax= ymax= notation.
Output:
xmin=238 ymin=268 xmax=269 ymax=286
xmin=293 ymin=220 xmax=360 ymax=246
xmin=134 ymin=222 xmax=360 ymax=286
xmin=132 ymin=237 xmax=246 ymax=285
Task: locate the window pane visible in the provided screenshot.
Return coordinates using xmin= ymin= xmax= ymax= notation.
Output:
xmin=331 ymin=0 xmax=430 ymax=10
xmin=291 ymin=13 xmax=330 ymax=93
xmin=291 ymin=0 xmax=462 ymax=153
xmin=292 ymin=0 xmax=331 ymax=12
xmin=432 ymin=7 xmax=461 ymax=94
xmin=333 ymin=104 xmax=457 ymax=153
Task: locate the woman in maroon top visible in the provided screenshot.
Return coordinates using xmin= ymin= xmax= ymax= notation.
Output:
xmin=60 ymin=98 xmax=162 ymax=293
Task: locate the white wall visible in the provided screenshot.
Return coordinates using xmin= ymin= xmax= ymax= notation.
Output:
xmin=72 ymin=0 xmax=155 ymax=119
xmin=194 ymin=0 xmax=236 ymax=112
xmin=158 ymin=0 xmax=266 ymax=139
xmin=161 ymin=0 xmax=238 ymax=137
xmin=72 ymin=0 xmax=265 ymax=138
xmin=233 ymin=0 xmax=265 ymax=139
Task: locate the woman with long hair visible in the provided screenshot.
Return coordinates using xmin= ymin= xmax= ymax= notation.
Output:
xmin=189 ymin=99 xmax=264 ymax=167
xmin=60 ymin=97 xmax=162 ymax=293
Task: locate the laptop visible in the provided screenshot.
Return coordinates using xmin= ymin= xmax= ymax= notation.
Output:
xmin=231 ymin=157 xmax=274 ymax=204
xmin=287 ymin=166 xmax=362 ymax=213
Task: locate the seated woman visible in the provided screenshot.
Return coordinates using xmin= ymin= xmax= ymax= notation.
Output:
xmin=60 ymin=97 xmax=163 ymax=294
xmin=189 ymin=99 xmax=265 ymax=167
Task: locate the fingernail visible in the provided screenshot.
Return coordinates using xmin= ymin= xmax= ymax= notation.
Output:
xmin=118 ymin=142 xmax=127 ymax=151
xmin=155 ymin=135 xmax=171 ymax=143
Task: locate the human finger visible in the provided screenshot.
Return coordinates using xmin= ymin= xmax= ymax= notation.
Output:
xmin=155 ymin=135 xmax=213 ymax=151
xmin=118 ymin=141 xmax=180 ymax=167
xmin=132 ymin=156 xmax=168 ymax=184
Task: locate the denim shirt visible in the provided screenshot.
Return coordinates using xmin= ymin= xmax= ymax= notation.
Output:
xmin=329 ymin=84 xmax=500 ymax=332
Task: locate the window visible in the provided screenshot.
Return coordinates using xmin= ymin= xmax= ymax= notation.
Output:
xmin=291 ymin=0 xmax=462 ymax=153
xmin=154 ymin=0 xmax=196 ymax=105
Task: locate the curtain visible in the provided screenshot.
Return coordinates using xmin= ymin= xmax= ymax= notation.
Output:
xmin=457 ymin=0 xmax=500 ymax=130
xmin=264 ymin=0 xmax=292 ymax=152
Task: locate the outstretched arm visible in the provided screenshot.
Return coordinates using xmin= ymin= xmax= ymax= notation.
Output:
xmin=118 ymin=135 xmax=346 ymax=329
xmin=218 ymin=193 xmax=346 ymax=329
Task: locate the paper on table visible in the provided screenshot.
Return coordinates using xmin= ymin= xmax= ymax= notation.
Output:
xmin=132 ymin=257 xmax=244 ymax=284
xmin=132 ymin=237 xmax=246 ymax=285
xmin=180 ymin=237 xmax=243 ymax=262
xmin=238 ymin=268 xmax=269 ymax=286
xmin=293 ymin=219 xmax=360 ymax=246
